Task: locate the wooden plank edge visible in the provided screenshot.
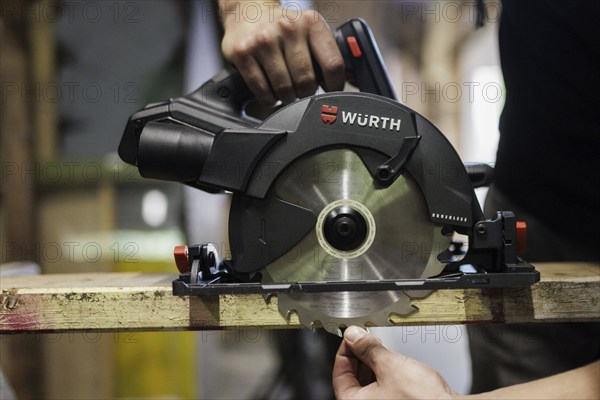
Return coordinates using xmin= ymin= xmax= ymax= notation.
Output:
xmin=1 ymin=264 xmax=598 ymax=332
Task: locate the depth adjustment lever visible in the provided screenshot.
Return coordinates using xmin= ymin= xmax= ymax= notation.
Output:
xmin=375 ymin=135 xmax=421 ymax=186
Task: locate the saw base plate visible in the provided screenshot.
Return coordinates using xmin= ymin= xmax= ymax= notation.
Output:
xmin=172 ymin=266 xmax=539 ymax=297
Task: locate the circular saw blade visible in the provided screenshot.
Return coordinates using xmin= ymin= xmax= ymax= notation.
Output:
xmin=261 ymin=149 xmax=450 ymax=335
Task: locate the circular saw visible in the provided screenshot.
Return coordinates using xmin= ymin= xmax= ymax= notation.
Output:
xmin=119 ymin=19 xmax=538 ymax=335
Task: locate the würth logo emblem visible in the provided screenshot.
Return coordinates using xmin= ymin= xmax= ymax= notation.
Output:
xmin=321 ymin=105 xmax=338 ymax=124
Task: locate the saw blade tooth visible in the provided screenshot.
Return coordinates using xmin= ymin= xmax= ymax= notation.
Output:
xmin=275 ymin=291 xmax=419 ymax=335
xmin=323 ymin=323 xmax=341 ymax=336
xmin=298 ymin=314 xmax=317 ymax=330
xmin=284 ymin=309 xmax=296 ymax=322
xmin=387 ymin=304 xmax=419 ymax=322
xmin=277 ymin=296 xmax=297 ymax=322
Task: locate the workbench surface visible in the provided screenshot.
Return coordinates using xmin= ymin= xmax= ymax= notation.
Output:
xmin=1 ymin=263 xmax=598 ymax=332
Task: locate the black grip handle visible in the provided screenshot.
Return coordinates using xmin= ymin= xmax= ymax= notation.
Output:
xmin=192 ymin=18 xmax=396 ymax=119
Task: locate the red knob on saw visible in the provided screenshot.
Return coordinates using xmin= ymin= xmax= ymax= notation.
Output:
xmin=174 ymin=245 xmax=190 ymax=273
xmin=516 ymin=221 xmax=527 ymax=255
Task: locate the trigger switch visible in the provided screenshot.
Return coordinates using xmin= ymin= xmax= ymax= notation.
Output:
xmin=346 ymin=36 xmax=363 ymax=58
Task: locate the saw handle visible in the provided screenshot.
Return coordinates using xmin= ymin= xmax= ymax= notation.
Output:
xmin=192 ymin=18 xmax=396 ymax=120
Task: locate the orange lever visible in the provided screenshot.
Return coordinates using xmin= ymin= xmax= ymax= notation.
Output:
xmin=516 ymin=221 xmax=527 ymax=255
xmin=174 ymin=245 xmax=190 ymax=273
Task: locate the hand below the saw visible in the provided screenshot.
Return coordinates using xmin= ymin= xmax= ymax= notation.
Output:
xmin=333 ymin=326 xmax=600 ymax=400
xmin=219 ymin=0 xmax=345 ymax=105
xmin=332 ymin=326 xmax=457 ymax=400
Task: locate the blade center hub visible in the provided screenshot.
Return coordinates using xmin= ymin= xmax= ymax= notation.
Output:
xmin=316 ymin=199 xmax=376 ymax=259
xmin=324 ymin=206 xmax=368 ymax=251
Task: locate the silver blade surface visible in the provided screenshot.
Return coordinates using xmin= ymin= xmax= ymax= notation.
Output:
xmin=261 ymin=149 xmax=450 ymax=334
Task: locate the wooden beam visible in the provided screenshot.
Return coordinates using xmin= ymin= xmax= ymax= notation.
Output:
xmin=1 ymin=263 xmax=598 ymax=332
xmin=1 ymin=6 xmax=44 ymax=399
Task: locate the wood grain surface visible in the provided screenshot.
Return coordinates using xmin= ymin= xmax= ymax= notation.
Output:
xmin=1 ymin=263 xmax=598 ymax=332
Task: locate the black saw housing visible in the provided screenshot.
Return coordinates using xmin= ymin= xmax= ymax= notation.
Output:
xmin=118 ymin=19 xmax=539 ymax=296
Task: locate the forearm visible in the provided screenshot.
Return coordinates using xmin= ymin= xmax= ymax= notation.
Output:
xmin=468 ymin=361 xmax=600 ymax=400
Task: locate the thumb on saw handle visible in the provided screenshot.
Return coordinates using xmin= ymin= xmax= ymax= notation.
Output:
xmin=189 ymin=18 xmax=395 ymax=120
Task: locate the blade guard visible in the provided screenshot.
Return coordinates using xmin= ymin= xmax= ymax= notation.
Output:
xmin=226 ymin=93 xmax=484 ymax=272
